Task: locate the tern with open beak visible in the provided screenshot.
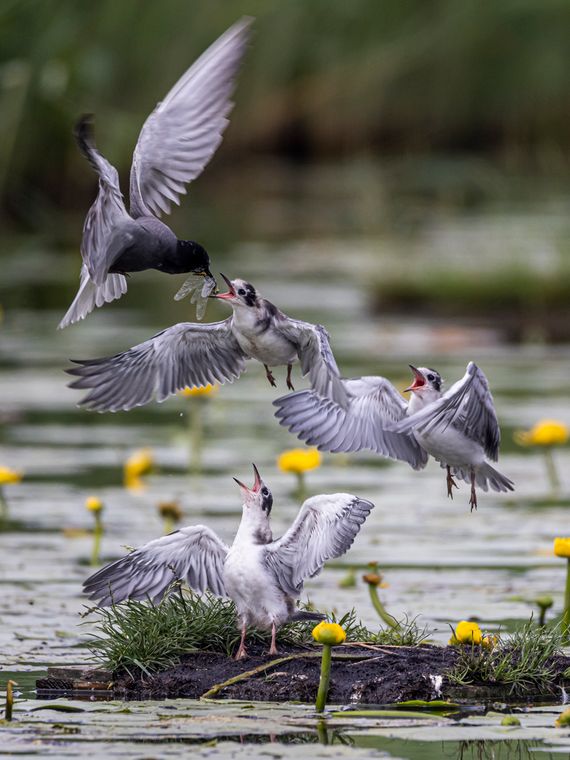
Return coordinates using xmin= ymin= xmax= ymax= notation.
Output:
xmin=83 ymin=465 xmax=374 ymax=659
xmin=59 ymin=18 xmax=252 ymax=329
xmin=274 ymin=362 xmax=514 ymax=510
xmin=67 ymin=275 xmax=347 ymax=412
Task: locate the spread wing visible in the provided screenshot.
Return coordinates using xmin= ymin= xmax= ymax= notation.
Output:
xmin=83 ymin=526 xmax=229 ymax=605
xmin=67 ymin=318 xmax=248 ymax=412
xmin=264 ymin=494 xmax=374 ymax=596
xmin=386 ymin=362 xmax=501 ymax=461
xmin=74 ymin=116 xmax=136 ymax=285
xmin=274 ymin=377 xmax=428 ymax=469
xmin=129 ymin=18 xmax=252 ymax=218
xmin=275 ymin=319 xmax=347 ymax=407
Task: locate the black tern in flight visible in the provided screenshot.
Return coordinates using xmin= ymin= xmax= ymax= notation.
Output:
xmin=59 ymin=18 xmax=252 ymax=329
xmin=274 ymin=362 xmax=514 ymax=510
xmin=67 ymin=275 xmax=347 ymax=412
xmin=83 ymin=464 xmax=374 ymax=659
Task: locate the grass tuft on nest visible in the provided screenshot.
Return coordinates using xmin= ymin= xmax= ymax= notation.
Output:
xmin=85 ymin=586 xmax=431 ymax=676
xmin=448 ymin=621 xmax=564 ymax=697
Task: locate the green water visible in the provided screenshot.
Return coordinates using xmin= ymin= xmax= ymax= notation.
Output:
xmin=1 ymin=160 xmax=569 ymax=757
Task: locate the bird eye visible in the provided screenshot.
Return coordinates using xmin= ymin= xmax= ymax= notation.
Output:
xmin=427 ymin=374 xmax=434 ymax=381
xmin=262 ymin=487 xmax=269 ymax=495
xmin=238 ymin=288 xmax=246 ymax=296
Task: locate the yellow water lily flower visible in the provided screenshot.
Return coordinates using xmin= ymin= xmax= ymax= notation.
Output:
xmin=312 ymin=621 xmax=346 ymax=646
xmin=554 ymin=537 xmax=570 ymax=559
xmin=179 ymin=384 xmax=218 ymax=398
xmin=0 ymin=466 xmax=22 ymax=485
xmin=555 ymin=708 xmax=570 ymax=727
xmin=453 ymin=620 xmax=483 ymax=645
xmin=515 ymin=420 xmax=569 ymax=447
xmin=85 ymin=496 xmax=103 ymax=513
xmin=277 ymin=448 xmax=321 ymax=474
xmin=124 ymin=448 xmax=154 ymax=490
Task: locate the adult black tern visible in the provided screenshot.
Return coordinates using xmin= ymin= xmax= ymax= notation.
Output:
xmin=83 ymin=464 xmax=374 ymax=659
xmin=59 ymin=18 xmax=252 ymax=329
xmin=274 ymin=362 xmax=514 ymax=510
xmin=67 ymin=275 xmax=347 ymax=412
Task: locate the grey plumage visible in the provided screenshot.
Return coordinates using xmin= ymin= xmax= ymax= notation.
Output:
xmin=274 ymin=376 xmax=428 ymax=469
xmin=67 ymin=277 xmax=346 ymax=412
xmin=60 ymin=18 xmax=252 ymax=329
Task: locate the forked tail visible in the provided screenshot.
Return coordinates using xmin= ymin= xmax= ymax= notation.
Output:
xmin=58 ymin=266 xmax=127 ymax=329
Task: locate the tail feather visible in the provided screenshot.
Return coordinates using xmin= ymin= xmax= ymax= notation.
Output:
xmin=448 ymin=462 xmax=514 ymax=493
xmin=58 ymin=265 xmax=127 ymax=329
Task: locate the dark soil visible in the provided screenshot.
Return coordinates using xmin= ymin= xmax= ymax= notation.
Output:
xmin=36 ymin=644 xmax=570 ymax=704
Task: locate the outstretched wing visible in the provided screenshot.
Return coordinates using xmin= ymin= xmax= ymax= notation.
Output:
xmin=264 ymin=494 xmax=374 ymax=596
xmin=386 ymin=362 xmax=501 ymax=461
xmin=129 ymin=18 xmax=252 ymax=218
xmin=274 ymin=377 xmax=428 ymax=469
xmin=74 ymin=116 xmax=135 ymax=285
xmin=275 ymin=319 xmax=347 ymax=407
xmin=67 ymin=318 xmax=248 ymax=412
xmin=83 ymin=526 xmax=229 ymax=605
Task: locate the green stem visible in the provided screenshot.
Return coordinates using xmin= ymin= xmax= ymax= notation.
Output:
xmin=538 ymin=606 xmax=546 ymax=627
xmin=544 ymin=447 xmax=560 ymax=495
xmin=5 ymin=680 xmax=17 ymax=721
xmin=367 ymin=583 xmax=399 ymax=629
xmin=316 ymin=718 xmax=329 ymax=744
xmin=295 ymin=471 xmax=307 ymax=501
xmin=91 ymin=514 xmax=103 ymax=567
xmin=188 ymin=399 xmax=203 ymax=474
xmin=315 ymin=644 xmax=332 ymax=713
xmin=0 ymin=487 xmax=8 ymax=520
xmin=563 ymin=558 xmax=570 ymax=643
xmin=163 ymin=516 xmax=175 ymax=535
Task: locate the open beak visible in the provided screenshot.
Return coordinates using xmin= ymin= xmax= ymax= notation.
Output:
xmin=211 ymin=272 xmax=235 ymax=300
xmin=404 ymin=364 xmax=426 ymax=393
xmin=233 ymin=463 xmax=263 ymax=494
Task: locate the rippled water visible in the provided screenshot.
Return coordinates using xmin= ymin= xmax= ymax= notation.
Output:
xmin=1 ymin=162 xmax=569 ymax=757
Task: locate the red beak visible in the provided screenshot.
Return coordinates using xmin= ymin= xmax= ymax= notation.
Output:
xmin=404 ymin=365 xmax=426 ymax=393
xmin=233 ymin=463 xmax=263 ymax=494
xmin=212 ymin=272 xmax=236 ymax=300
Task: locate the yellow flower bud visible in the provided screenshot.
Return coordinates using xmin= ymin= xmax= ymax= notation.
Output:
xmin=85 ymin=496 xmax=103 ymax=513
xmin=454 ymin=620 xmax=482 ymax=645
xmin=515 ymin=419 xmax=569 ymax=447
xmin=482 ymin=634 xmax=499 ymax=650
xmin=312 ymin=621 xmax=346 ymax=646
xmin=158 ymin=500 xmax=183 ymax=522
xmin=362 ymin=572 xmax=382 ymax=586
xmin=554 ymin=538 xmax=570 ymax=559
xmin=277 ymin=448 xmax=321 ymax=474
xmin=179 ymin=384 xmax=218 ymax=398
xmin=555 ymin=708 xmax=570 ymax=727
xmin=0 ymin=466 xmax=22 ymax=485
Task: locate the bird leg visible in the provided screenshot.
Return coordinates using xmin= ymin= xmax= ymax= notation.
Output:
xmin=268 ymin=622 xmax=278 ymax=655
xmin=264 ymin=364 xmax=277 ymax=388
xmin=446 ymin=466 xmax=459 ymax=499
xmin=286 ymin=364 xmax=295 ymax=391
xmin=234 ymin=622 xmax=248 ymax=660
xmin=469 ymin=470 xmax=478 ymax=512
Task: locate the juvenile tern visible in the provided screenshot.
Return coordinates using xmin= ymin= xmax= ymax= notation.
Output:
xmin=274 ymin=362 xmax=514 ymax=509
xmin=67 ymin=275 xmax=347 ymax=412
xmin=59 ymin=18 xmax=252 ymax=329
xmin=83 ymin=465 xmax=374 ymax=659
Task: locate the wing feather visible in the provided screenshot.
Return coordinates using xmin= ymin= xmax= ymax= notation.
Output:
xmin=67 ymin=318 xmax=248 ymax=412
xmin=83 ymin=525 xmax=229 ymax=606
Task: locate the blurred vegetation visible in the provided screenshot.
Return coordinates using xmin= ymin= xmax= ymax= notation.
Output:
xmin=2 ymin=0 xmax=570 ymax=231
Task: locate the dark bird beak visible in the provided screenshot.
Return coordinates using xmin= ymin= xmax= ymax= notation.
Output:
xmin=404 ymin=364 xmax=426 ymax=392
xmin=212 ymin=272 xmax=235 ymax=300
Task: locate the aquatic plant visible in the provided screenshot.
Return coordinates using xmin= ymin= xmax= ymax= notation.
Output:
xmin=553 ymin=537 xmax=570 ymax=642
xmin=157 ymin=500 xmax=183 ymax=535
xmin=178 ymin=384 xmax=218 ymax=473
xmin=0 ymin=466 xmax=22 ymax=520
xmin=123 ymin=448 xmax=154 ymax=491
xmin=535 ymin=595 xmax=554 ymax=627
xmin=312 ymin=621 xmax=346 ymax=713
xmin=277 ymin=447 xmax=321 ymax=499
xmin=362 ymin=564 xmax=398 ymax=629
xmin=449 ymin=620 xmax=483 ymax=646
xmin=85 ymin=496 xmax=104 ymax=567
xmin=515 ymin=420 xmax=568 ymax=494
xmin=85 ymin=592 xmax=426 ymax=675
xmin=448 ymin=620 xmax=563 ymax=697
xmin=4 ymin=679 xmax=17 ymax=721
xmin=555 ymin=708 xmax=570 ymax=727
